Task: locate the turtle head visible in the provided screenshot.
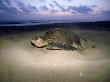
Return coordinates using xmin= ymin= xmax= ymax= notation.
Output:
xmin=31 ymin=36 xmax=48 ymax=48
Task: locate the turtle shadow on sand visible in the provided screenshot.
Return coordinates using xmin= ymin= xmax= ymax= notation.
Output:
xmin=31 ymin=28 xmax=96 ymax=54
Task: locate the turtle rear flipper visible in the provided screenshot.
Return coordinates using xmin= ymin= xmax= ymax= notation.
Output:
xmin=80 ymin=38 xmax=96 ymax=49
xmin=46 ymin=42 xmax=76 ymax=51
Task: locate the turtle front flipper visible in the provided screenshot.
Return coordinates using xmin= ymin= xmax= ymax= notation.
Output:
xmin=46 ymin=42 xmax=76 ymax=51
xmin=46 ymin=42 xmax=62 ymax=50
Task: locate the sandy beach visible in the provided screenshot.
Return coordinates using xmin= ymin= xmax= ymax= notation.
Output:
xmin=0 ymin=23 xmax=110 ymax=82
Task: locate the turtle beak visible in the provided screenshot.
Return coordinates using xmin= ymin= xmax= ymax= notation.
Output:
xmin=31 ymin=41 xmax=46 ymax=48
xmin=31 ymin=41 xmax=37 ymax=47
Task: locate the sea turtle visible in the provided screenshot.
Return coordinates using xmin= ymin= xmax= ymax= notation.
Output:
xmin=31 ymin=28 xmax=95 ymax=52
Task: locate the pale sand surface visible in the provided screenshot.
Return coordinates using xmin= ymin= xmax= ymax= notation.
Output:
xmin=0 ymin=29 xmax=110 ymax=82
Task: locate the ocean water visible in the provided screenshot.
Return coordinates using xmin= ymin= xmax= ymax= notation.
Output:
xmin=0 ymin=20 xmax=110 ymax=31
xmin=0 ymin=20 xmax=72 ymax=26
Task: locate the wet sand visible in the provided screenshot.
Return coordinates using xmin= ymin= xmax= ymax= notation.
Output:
xmin=0 ymin=24 xmax=110 ymax=82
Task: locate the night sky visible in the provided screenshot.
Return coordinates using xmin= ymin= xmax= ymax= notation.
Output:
xmin=0 ymin=0 xmax=110 ymax=21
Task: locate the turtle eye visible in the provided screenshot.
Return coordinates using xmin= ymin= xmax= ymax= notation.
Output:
xmin=32 ymin=36 xmax=38 ymax=40
xmin=35 ymin=36 xmax=38 ymax=39
xmin=32 ymin=37 xmax=35 ymax=40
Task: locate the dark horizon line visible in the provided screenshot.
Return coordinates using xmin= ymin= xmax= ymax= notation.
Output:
xmin=0 ymin=19 xmax=110 ymax=22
